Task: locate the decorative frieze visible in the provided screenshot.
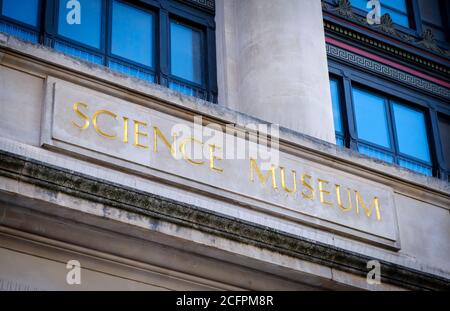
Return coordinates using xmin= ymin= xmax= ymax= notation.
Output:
xmin=322 ymin=0 xmax=450 ymax=60
xmin=326 ymin=43 xmax=450 ymax=100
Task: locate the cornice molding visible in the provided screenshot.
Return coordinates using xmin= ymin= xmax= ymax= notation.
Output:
xmin=0 ymin=150 xmax=448 ymax=291
xmin=324 ymin=21 xmax=450 ymax=79
xmin=322 ymin=0 xmax=450 ymax=61
xmin=326 ymin=42 xmax=450 ymax=100
xmin=178 ymin=0 xmax=215 ymax=12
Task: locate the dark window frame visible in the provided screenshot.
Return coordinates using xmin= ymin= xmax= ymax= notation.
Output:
xmin=329 ymin=61 xmax=450 ymax=180
xmin=0 ymin=0 xmax=218 ymax=102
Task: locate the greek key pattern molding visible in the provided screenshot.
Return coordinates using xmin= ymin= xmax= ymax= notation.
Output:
xmin=327 ymin=43 xmax=450 ymax=100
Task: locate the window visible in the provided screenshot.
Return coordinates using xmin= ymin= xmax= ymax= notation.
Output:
xmin=329 ymin=78 xmax=437 ymax=177
xmin=0 ymin=0 xmax=40 ymax=42
xmin=169 ymin=20 xmax=204 ymax=97
xmin=330 ymin=78 xmax=345 ymax=146
xmin=170 ymin=21 xmax=202 ymax=84
xmin=351 ymin=0 xmax=411 ymax=28
xmin=438 ymin=115 xmax=450 ymax=181
xmin=111 ymin=1 xmax=154 ymax=68
xmin=353 ymin=87 xmax=391 ymax=151
xmin=352 ymin=86 xmax=432 ymax=175
xmin=392 ymin=102 xmax=431 ymax=164
xmin=0 ymin=0 xmax=217 ymax=102
xmin=418 ymin=0 xmax=448 ymax=43
xmin=2 ymin=0 xmax=40 ymax=26
xmin=57 ymin=0 xmax=102 ymax=49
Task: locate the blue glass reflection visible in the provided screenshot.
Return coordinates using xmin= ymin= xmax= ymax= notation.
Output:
xmin=352 ymin=87 xmax=391 ymax=148
xmin=438 ymin=117 xmax=450 ymax=169
xmin=57 ymin=0 xmax=102 ymax=48
xmin=330 ymin=79 xmax=343 ymax=133
xmin=393 ymin=103 xmax=431 ymax=163
xmin=351 ymin=0 xmax=409 ymax=27
xmin=111 ymin=1 xmax=154 ymax=67
xmin=352 ymin=0 xmax=407 ymax=12
xmin=170 ymin=21 xmax=202 ymax=84
xmin=351 ymin=0 xmax=372 ymax=11
xmin=384 ymin=0 xmax=408 ymax=12
xmin=2 ymin=0 xmax=39 ymax=26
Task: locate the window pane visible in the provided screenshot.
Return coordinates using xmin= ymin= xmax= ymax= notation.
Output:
xmin=384 ymin=0 xmax=408 ymax=12
xmin=418 ymin=0 xmax=443 ymax=26
xmin=170 ymin=21 xmax=202 ymax=84
xmin=353 ymin=0 xmax=408 ymax=13
xmin=352 ymin=87 xmax=391 ymax=148
xmin=438 ymin=116 xmax=450 ymax=170
xmin=351 ymin=0 xmax=410 ymax=27
xmin=111 ymin=1 xmax=154 ymax=67
xmin=382 ymin=7 xmax=409 ymax=28
xmin=393 ymin=103 xmax=430 ymax=163
xmin=330 ymin=79 xmax=343 ymax=133
xmin=2 ymin=0 xmax=39 ymax=26
xmin=351 ymin=0 xmax=370 ymax=11
xmin=58 ymin=0 xmax=102 ymax=48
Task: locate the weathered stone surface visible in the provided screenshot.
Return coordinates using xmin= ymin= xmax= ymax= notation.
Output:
xmin=0 ymin=150 xmax=448 ymax=290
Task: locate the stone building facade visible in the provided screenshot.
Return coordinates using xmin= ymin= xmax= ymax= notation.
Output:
xmin=0 ymin=0 xmax=449 ymax=290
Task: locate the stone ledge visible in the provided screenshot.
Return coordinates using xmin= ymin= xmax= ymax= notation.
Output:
xmin=0 ymin=33 xmax=449 ymax=197
xmin=0 ymin=150 xmax=448 ymax=291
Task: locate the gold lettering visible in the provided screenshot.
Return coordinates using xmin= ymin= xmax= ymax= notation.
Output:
xmin=123 ymin=117 xmax=129 ymax=143
xmin=301 ymin=174 xmax=315 ymax=200
xmin=208 ymin=144 xmax=223 ymax=172
xmin=153 ymin=127 xmax=177 ymax=157
xmin=355 ymin=191 xmax=381 ymax=221
xmin=335 ymin=184 xmax=352 ymax=212
xmin=249 ymin=159 xmax=277 ymax=189
xmin=92 ymin=110 xmax=118 ymax=139
xmin=318 ymin=179 xmax=332 ymax=206
xmin=72 ymin=102 xmax=89 ymax=130
xmin=133 ymin=120 xmax=149 ymax=149
xmin=179 ymin=137 xmax=204 ymax=165
xmin=280 ymin=167 xmax=297 ymax=193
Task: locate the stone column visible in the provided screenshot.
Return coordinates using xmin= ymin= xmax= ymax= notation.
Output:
xmin=216 ymin=0 xmax=336 ymax=143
